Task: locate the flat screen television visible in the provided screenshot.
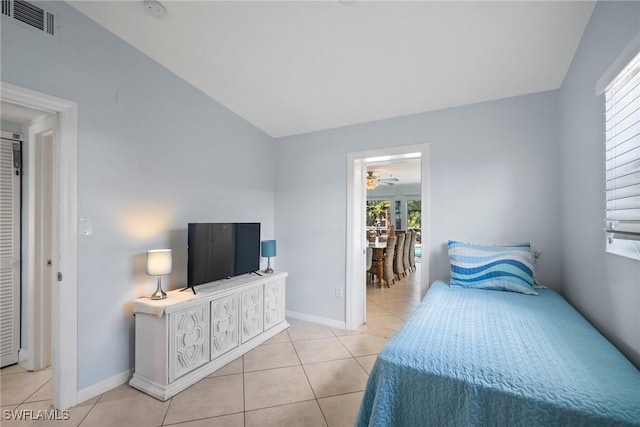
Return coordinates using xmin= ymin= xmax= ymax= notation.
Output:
xmin=187 ymin=222 xmax=260 ymax=291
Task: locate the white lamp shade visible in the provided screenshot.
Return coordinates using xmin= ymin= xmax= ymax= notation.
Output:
xmin=146 ymin=249 xmax=172 ymax=276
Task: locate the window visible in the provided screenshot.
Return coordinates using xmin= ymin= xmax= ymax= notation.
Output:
xmin=407 ymin=199 xmax=421 ymax=230
xmin=366 ymin=200 xmax=390 ymax=238
xmin=604 ymin=49 xmax=640 ymax=260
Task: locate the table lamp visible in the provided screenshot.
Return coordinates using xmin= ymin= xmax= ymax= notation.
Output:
xmin=261 ymin=240 xmax=276 ymax=274
xmin=147 ymin=249 xmax=172 ymax=300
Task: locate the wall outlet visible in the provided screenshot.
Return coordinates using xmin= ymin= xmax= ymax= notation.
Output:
xmin=335 ymin=287 xmax=344 ymax=298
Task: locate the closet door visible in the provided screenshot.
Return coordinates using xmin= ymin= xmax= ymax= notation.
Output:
xmin=0 ymin=134 xmax=21 ymax=367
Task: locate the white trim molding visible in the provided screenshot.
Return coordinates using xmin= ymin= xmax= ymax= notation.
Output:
xmin=285 ymin=310 xmax=347 ymax=330
xmin=77 ymin=369 xmax=133 ymax=404
xmin=596 ymin=32 xmax=640 ymax=95
xmin=26 ymin=115 xmax=56 ymax=372
xmin=18 ymin=348 xmax=29 ymax=367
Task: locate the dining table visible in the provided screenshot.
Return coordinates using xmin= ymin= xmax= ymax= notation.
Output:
xmin=368 ymin=240 xmax=387 ymax=286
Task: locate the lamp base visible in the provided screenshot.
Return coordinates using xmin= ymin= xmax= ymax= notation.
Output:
xmin=150 ymin=277 xmax=167 ymax=300
xmin=263 ymin=257 xmax=274 ymax=274
xmin=151 ymin=289 xmax=167 ymax=300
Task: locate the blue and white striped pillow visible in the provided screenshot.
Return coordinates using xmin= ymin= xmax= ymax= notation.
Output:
xmin=448 ymin=240 xmax=538 ymax=295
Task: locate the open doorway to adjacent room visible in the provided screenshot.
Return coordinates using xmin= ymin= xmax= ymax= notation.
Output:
xmin=1 ymin=83 xmax=78 ymax=409
xmin=1 ymin=101 xmax=56 ymax=373
xmin=346 ymin=144 xmax=430 ymax=331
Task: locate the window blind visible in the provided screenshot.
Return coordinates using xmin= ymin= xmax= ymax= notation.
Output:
xmin=605 ymin=50 xmax=640 ymax=259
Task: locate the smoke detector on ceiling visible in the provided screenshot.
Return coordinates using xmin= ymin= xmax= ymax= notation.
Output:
xmin=144 ymin=0 xmax=166 ymax=20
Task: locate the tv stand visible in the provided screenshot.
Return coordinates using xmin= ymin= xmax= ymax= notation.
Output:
xmin=130 ymin=272 xmax=288 ymax=401
xmin=251 ymin=270 xmax=263 ymax=277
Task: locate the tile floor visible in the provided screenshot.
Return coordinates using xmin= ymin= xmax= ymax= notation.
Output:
xmin=1 ymin=264 xmax=421 ymax=426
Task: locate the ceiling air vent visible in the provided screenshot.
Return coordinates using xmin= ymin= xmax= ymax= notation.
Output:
xmin=2 ymin=0 xmax=56 ymax=36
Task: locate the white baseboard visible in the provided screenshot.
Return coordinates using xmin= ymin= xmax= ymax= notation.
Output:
xmin=286 ymin=310 xmax=346 ymax=330
xmin=18 ymin=348 xmax=31 ymax=371
xmin=77 ymin=369 xmax=133 ymax=404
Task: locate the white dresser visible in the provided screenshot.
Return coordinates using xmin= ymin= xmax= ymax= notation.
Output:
xmin=129 ymin=272 xmax=288 ymax=400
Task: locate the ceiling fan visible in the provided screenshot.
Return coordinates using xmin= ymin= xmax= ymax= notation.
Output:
xmin=366 ymin=171 xmax=399 ymax=190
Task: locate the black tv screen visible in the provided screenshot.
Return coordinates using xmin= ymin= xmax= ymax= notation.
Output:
xmin=187 ymin=223 xmax=260 ymax=288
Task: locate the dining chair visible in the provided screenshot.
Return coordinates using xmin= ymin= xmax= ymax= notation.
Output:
xmin=408 ymin=231 xmax=417 ymax=272
xmin=394 ymin=232 xmax=406 ymax=280
xmin=381 ymin=235 xmax=397 ymax=287
xmin=403 ymin=230 xmax=413 ymax=274
xmin=366 ymin=246 xmax=373 ymax=284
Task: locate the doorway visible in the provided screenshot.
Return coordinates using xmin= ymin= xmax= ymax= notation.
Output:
xmin=346 ymin=144 xmax=430 ymax=330
xmin=1 ymin=82 xmax=78 ymax=409
xmin=2 ymin=107 xmax=55 ymax=368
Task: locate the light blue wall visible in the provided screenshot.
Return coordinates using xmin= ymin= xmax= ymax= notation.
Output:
xmin=559 ymin=0 xmax=640 ymax=368
xmin=275 ymin=91 xmax=562 ymax=323
xmin=1 ymin=2 xmax=276 ymax=390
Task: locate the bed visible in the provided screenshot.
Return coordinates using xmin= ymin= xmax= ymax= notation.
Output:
xmin=356 ymin=281 xmax=640 ymax=426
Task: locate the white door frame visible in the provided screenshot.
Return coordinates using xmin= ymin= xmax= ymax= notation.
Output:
xmin=27 ymin=115 xmax=56 ymax=371
xmin=1 ymin=81 xmax=78 ymax=409
xmin=346 ymin=143 xmax=430 ymax=330
xmin=345 ymin=155 xmax=368 ymax=329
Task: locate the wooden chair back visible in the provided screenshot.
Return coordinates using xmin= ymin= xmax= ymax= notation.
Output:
xmin=394 ymin=232 xmax=405 ymax=279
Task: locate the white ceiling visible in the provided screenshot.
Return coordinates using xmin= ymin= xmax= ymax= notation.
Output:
xmin=66 ymin=1 xmax=595 ymax=138
xmin=367 ymin=154 xmax=421 ymax=185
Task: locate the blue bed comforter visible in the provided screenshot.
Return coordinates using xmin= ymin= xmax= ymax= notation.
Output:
xmin=356 ymin=281 xmax=640 ymax=426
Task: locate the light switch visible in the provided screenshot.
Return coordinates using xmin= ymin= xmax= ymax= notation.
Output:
xmin=80 ymin=218 xmax=92 ymax=236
